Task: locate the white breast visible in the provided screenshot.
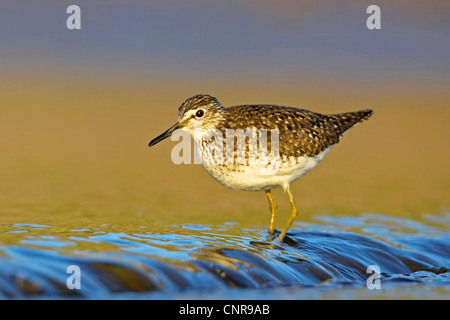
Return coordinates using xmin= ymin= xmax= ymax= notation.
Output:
xmin=198 ymin=138 xmax=333 ymax=191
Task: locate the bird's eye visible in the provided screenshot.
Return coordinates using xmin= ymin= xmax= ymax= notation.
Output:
xmin=196 ymin=109 xmax=205 ymax=118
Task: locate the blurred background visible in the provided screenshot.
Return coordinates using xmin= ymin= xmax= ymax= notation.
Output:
xmin=0 ymin=0 xmax=449 ymax=229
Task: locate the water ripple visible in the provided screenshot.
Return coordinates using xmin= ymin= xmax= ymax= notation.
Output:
xmin=0 ymin=214 xmax=449 ymax=299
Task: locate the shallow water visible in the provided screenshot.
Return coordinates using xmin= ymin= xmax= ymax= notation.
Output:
xmin=0 ymin=213 xmax=448 ymax=299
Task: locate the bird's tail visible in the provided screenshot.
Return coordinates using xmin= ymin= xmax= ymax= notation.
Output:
xmin=328 ymin=109 xmax=373 ymax=136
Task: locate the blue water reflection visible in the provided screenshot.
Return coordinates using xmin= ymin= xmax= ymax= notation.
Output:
xmin=0 ymin=214 xmax=449 ymax=299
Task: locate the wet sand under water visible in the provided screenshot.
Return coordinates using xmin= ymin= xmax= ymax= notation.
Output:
xmin=0 ymin=213 xmax=448 ymax=299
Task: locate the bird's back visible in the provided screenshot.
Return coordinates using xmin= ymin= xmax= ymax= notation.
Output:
xmin=224 ymin=105 xmax=372 ymax=159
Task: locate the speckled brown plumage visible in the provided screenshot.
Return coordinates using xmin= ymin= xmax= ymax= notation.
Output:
xmin=224 ymin=104 xmax=372 ymax=158
xmin=171 ymin=94 xmax=372 ymax=159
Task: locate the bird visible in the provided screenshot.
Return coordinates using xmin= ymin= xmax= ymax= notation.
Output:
xmin=148 ymin=94 xmax=372 ymax=241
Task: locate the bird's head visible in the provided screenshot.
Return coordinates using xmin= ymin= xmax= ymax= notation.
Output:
xmin=148 ymin=94 xmax=226 ymax=147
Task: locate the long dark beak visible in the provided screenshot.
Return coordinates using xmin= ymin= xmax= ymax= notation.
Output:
xmin=148 ymin=122 xmax=182 ymax=147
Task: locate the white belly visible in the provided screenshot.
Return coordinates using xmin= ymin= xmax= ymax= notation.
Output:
xmin=200 ymin=146 xmax=333 ymax=191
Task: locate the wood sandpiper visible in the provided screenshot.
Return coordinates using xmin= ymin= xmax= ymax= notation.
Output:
xmin=148 ymin=94 xmax=372 ymax=241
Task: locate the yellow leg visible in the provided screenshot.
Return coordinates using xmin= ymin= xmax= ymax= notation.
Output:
xmin=265 ymin=190 xmax=277 ymax=236
xmin=278 ymin=186 xmax=298 ymax=241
